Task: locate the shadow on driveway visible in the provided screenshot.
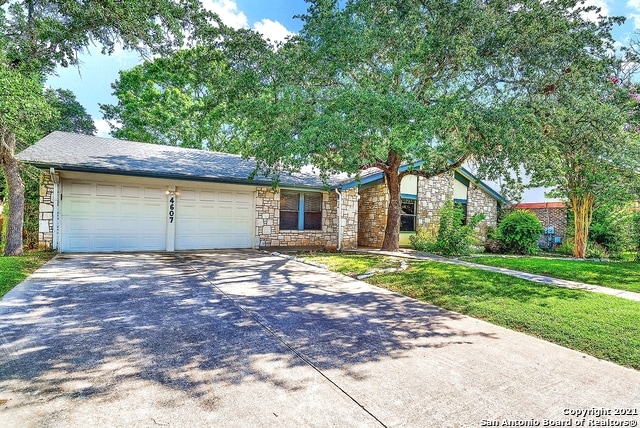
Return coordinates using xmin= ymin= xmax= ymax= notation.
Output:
xmin=1 ymin=251 xmax=638 ymax=427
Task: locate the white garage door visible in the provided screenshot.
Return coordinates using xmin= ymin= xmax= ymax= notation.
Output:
xmin=60 ymin=180 xmax=167 ymax=252
xmin=175 ymin=188 xmax=254 ymax=250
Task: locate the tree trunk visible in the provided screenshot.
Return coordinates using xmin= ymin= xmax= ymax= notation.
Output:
xmin=381 ymin=153 xmax=403 ymax=252
xmin=1 ymin=129 xmax=25 ymax=256
xmin=571 ymin=193 xmax=594 ymax=259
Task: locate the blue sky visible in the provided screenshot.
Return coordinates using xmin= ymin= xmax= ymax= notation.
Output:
xmin=44 ymin=0 xmax=640 ymax=201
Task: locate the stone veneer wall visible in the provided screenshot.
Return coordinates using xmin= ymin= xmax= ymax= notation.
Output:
xmin=356 ymin=172 xmax=503 ymax=244
xmin=255 ymin=187 xmax=358 ymax=250
xmin=39 ymin=172 xmax=55 ymax=249
xmin=467 ymin=183 xmax=499 ymax=239
xmin=416 ymin=174 xmax=454 ymax=231
xmin=357 ymin=184 xmax=388 ymax=248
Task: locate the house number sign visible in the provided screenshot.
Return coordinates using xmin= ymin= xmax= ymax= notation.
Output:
xmin=169 ymin=194 xmax=175 ymax=223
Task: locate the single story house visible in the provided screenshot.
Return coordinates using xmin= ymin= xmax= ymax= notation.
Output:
xmin=17 ymin=132 xmax=505 ymax=253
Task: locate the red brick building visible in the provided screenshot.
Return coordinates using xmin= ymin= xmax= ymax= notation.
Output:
xmin=514 ymin=202 xmax=568 ymax=250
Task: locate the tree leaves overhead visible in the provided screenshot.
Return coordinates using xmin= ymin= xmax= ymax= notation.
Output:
xmin=0 ymin=0 xmax=218 ymax=73
xmin=43 ymin=88 xmax=95 ymax=135
xmin=101 ymin=46 xmax=236 ymax=149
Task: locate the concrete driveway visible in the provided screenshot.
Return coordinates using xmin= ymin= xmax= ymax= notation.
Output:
xmin=1 ymin=251 xmax=638 ymax=427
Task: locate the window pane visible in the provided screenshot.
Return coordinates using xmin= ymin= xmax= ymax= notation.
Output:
xmin=400 ymin=215 xmax=416 ymax=231
xmin=304 ymin=193 xmax=322 ymax=212
xmin=280 ymin=211 xmax=299 ymax=230
xmin=401 ymin=198 xmax=416 ymax=215
xmin=281 ymin=192 xmax=299 ymax=211
xmin=304 ymin=212 xmax=322 ymax=230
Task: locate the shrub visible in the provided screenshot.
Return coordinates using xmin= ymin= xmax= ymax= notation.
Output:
xmin=409 ymin=229 xmax=436 ymax=252
xmin=588 ymin=204 xmax=635 ymax=257
xmin=497 ymin=209 xmax=543 ymax=255
xmin=633 ymin=211 xmax=640 ymax=262
xmin=483 ymin=226 xmax=501 ymax=253
xmin=554 ymin=239 xmax=575 ymax=256
xmin=585 ymin=241 xmax=610 ymax=259
xmin=411 ymin=200 xmax=485 ymax=257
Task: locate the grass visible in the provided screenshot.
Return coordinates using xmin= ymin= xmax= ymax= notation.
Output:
xmin=461 ymin=256 xmax=640 ymax=293
xmin=0 ymin=250 xmax=56 ymax=298
xmin=300 ymin=253 xmax=640 ymax=370
xmin=299 ymin=253 xmax=404 ymax=276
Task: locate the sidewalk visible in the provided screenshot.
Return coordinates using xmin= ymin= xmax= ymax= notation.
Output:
xmin=350 ymin=248 xmax=640 ymax=303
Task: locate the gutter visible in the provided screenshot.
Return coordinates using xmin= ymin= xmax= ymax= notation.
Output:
xmin=335 ymin=188 xmax=343 ymax=251
xmin=49 ymin=167 xmax=59 ymax=250
xmin=23 ymin=162 xmax=332 ymax=192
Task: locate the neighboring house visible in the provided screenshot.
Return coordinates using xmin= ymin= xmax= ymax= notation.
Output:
xmin=17 ymin=132 xmax=505 ymax=253
xmin=513 ymin=202 xmax=568 ymax=249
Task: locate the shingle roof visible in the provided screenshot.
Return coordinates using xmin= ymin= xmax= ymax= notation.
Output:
xmin=17 ymin=132 xmax=350 ymax=190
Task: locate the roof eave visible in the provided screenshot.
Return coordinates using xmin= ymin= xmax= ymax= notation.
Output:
xmin=24 ymin=162 xmax=330 ymax=191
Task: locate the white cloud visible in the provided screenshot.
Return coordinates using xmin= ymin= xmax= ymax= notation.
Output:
xmin=253 ymin=19 xmax=294 ymax=44
xmin=579 ymin=0 xmax=610 ymax=23
xmin=628 ymin=0 xmax=640 ymax=30
xmin=94 ymin=119 xmax=114 ymax=138
xmin=201 ymin=0 xmax=295 ymax=44
xmin=202 ymin=0 xmax=248 ymax=29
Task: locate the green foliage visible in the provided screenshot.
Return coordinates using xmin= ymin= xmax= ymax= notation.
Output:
xmin=497 ymin=210 xmax=544 ymax=255
xmin=0 ymin=0 xmax=215 ymax=74
xmin=410 ymin=200 xmax=485 ymax=257
xmin=43 ymin=89 xmax=96 ymax=135
xmin=0 ymin=58 xmax=54 ymax=144
xmin=554 ymin=239 xmax=575 ymax=256
xmin=585 ymin=241 xmax=610 ymax=260
xmin=588 ymin=203 xmax=636 ymax=257
xmin=101 ymin=45 xmax=245 ymax=149
xmin=21 ymin=166 xmax=41 ymax=250
xmin=633 ymin=211 xmax=640 ymax=262
xmin=409 ymin=229 xmax=437 ymax=253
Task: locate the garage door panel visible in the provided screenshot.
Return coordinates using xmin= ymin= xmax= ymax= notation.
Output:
xmin=235 ymin=206 xmax=251 ymax=218
xmin=200 ymin=191 xmax=216 ymax=201
xmin=179 ymin=189 xmax=197 ymax=201
xmin=144 ymin=187 xmax=165 ymax=199
xmin=121 ymin=186 xmax=141 ymax=198
xmin=96 ymin=184 xmax=116 ymax=197
xmin=61 ymin=179 xmax=167 ymax=252
xmin=235 ymin=193 xmax=253 ymax=204
xmin=175 ymin=188 xmax=254 ymax=250
xmin=69 ymin=182 xmax=93 ymax=196
xmin=66 ymin=198 xmax=93 ymax=215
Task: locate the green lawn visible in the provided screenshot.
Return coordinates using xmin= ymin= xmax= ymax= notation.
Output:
xmin=300 ymin=253 xmax=640 ymax=370
xmin=461 ymin=256 xmax=640 ymax=293
xmin=0 ymin=251 xmax=56 ymax=298
xmin=299 ymin=253 xmax=404 ymax=276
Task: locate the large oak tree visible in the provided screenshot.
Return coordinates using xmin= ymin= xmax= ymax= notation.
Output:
xmin=231 ymin=0 xmax=623 ymax=251
xmin=102 ymin=0 xmax=626 ymax=252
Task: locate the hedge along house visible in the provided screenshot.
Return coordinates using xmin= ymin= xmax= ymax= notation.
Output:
xmin=355 ymin=163 xmax=507 ymax=248
xmin=17 ymin=132 xmax=359 ymax=253
xmin=18 ymin=132 xmax=505 ymax=253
